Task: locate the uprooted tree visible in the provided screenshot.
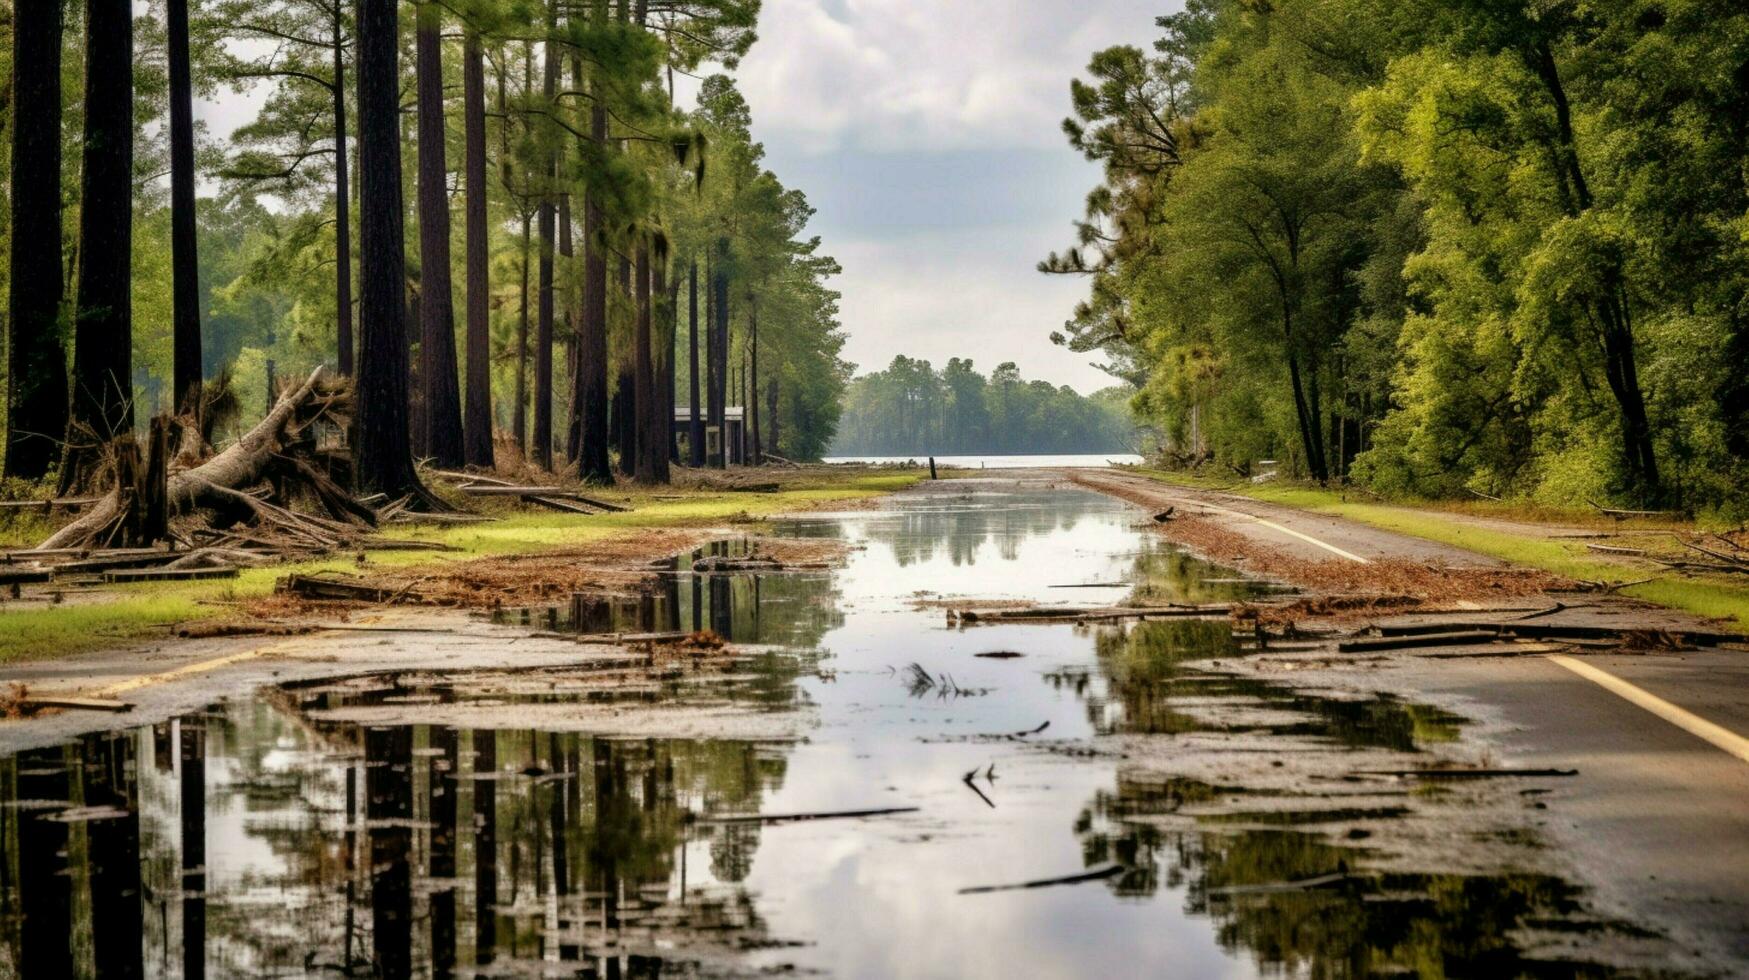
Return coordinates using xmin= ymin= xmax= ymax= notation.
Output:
xmin=35 ymin=367 xmax=378 ymax=552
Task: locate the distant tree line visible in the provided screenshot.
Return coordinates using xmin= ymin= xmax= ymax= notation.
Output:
xmin=1050 ymin=0 xmax=1749 ymax=513
xmin=830 ymin=356 xmax=1136 ymax=457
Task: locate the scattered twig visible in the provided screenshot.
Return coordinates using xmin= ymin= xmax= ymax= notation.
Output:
xmin=959 ymin=863 xmax=1124 ymax=895
xmin=687 ymin=806 xmax=919 ymax=826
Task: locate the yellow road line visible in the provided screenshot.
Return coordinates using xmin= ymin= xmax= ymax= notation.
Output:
xmin=1549 ymin=654 xmax=1749 ymax=764
xmin=93 ymin=637 xmax=312 ymax=698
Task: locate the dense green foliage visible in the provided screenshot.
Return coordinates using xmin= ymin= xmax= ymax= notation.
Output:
xmin=1 ymin=0 xmax=849 ymax=480
xmin=831 ymin=356 xmax=1136 ymax=456
xmin=1053 ymin=0 xmax=1749 ymax=513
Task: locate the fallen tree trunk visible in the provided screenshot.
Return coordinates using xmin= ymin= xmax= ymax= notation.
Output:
xmin=35 ymin=367 xmax=364 ymax=551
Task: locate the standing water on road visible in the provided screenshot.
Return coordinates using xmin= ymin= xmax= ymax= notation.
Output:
xmin=0 ymin=483 xmax=1675 ymax=976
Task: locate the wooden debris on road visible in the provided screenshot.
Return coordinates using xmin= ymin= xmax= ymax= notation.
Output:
xmin=953 ymin=604 xmax=1231 ymax=625
xmin=1589 ymin=500 xmax=1682 ymax=522
xmin=0 ymin=568 xmax=52 ymax=587
xmin=1353 ymin=767 xmax=1578 ymax=780
xmin=14 ymin=695 xmax=134 ymax=714
xmin=278 ymin=573 xmax=428 ymax=604
xmin=688 ymin=806 xmax=919 ymax=826
xmin=1336 ymin=630 xmax=1500 ymax=653
xmin=959 ymin=863 xmax=1125 ymax=895
xmin=692 ymin=555 xmax=783 ymax=573
xmin=102 ymin=565 xmax=239 ymax=583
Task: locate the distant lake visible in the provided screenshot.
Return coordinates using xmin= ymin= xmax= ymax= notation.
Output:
xmin=822 ymin=453 xmax=1143 ymax=469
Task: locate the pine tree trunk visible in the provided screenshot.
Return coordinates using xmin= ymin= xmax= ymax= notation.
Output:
xmin=579 ymin=182 xmax=611 ymax=482
xmin=168 ymin=0 xmax=202 ymax=417
xmin=710 ymin=244 xmax=729 ymax=468
xmin=416 ymin=1 xmax=464 ymax=468
xmin=687 ymin=259 xmax=704 ymax=466
xmin=560 ymin=178 xmax=579 ymax=465
xmin=576 ymin=41 xmax=611 ymax=484
xmin=461 ymin=28 xmax=494 ymax=468
xmin=634 ymin=242 xmax=657 ymax=483
xmin=615 ymin=256 xmax=636 ymax=476
xmin=4 ymin=0 xmax=68 ymax=480
xmin=514 ymin=214 xmax=530 ymax=453
xmin=333 ymin=1 xmax=354 ymax=377
xmin=767 ymin=374 xmax=781 ymax=457
xmin=749 ymin=296 xmax=761 ymax=464
xmin=354 ymin=0 xmax=432 ymax=503
xmin=70 ymin=0 xmax=134 ymax=454
xmin=563 ymin=55 xmax=586 ymax=468
xmin=664 ymin=265 xmax=680 ymax=466
xmin=532 ymin=5 xmax=560 ymax=470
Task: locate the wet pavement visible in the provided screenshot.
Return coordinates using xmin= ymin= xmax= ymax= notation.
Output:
xmin=0 ymin=481 xmax=1716 ymax=976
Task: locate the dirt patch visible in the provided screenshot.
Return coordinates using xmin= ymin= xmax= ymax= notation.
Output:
xmin=245 ymin=529 xmax=851 ymax=622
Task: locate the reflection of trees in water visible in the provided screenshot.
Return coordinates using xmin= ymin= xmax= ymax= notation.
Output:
xmin=1124 ymin=545 xmax=1281 ymax=605
xmin=1060 ymin=622 xmax=1636 ymax=977
xmin=1048 ymin=622 xmax=1462 ymax=749
xmin=861 ymin=498 xmax=1086 ymax=567
xmin=0 ymin=700 xmax=792 ymax=975
xmin=1079 ymin=784 xmax=1622 ymax=979
xmin=552 ymin=563 xmax=846 ymax=650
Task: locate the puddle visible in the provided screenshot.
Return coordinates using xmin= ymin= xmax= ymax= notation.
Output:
xmin=0 ymin=486 xmax=1683 ymax=976
xmin=494 ymin=538 xmax=843 ymax=648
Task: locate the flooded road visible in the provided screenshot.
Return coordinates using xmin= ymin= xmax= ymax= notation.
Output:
xmin=0 ymin=483 xmax=1689 ymax=976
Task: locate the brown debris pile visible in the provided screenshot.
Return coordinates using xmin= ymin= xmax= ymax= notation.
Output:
xmin=260 ymin=531 xmax=849 ymax=617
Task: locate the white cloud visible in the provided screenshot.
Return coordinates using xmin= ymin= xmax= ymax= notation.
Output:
xmin=737 ymin=0 xmax=1166 ymax=153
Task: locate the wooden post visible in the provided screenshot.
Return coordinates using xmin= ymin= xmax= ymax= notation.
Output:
xmin=929 ymin=456 xmax=938 ymax=480
xmin=111 ymin=436 xmax=142 ymax=546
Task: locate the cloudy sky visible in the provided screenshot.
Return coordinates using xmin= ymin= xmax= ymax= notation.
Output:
xmin=714 ymin=0 xmax=1172 ymax=393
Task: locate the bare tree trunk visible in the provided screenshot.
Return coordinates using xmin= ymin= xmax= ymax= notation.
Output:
xmin=687 ymin=259 xmax=703 ymax=466
xmin=576 ymin=40 xmax=611 ymax=484
xmin=664 ymin=263 xmax=680 ymax=466
xmin=514 ymin=214 xmax=530 ymax=453
xmin=532 ymin=2 xmax=560 ymax=470
xmin=416 ymin=1 xmax=464 ymax=468
xmin=333 ymin=0 xmax=354 ymax=377
xmin=168 ymin=0 xmax=202 ymax=418
xmin=69 ymin=0 xmax=134 ymax=455
xmin=615 ymin=256 xmax=636 ymax=476
xmin=355 ymin=0 xmax=434 ymax=504
xmin=749 ymin=295 xmax=761 ymax=464
xmin=461 ymin=27 xmax=494 ymax=468
xmin=4 ymin=0 xmax=68 ymax=480
xmin=633 ymin=242 xmax=655 ymax=482
xmin=709 ymin=242 xmax=729 ymax=468
xmin=767 ymin=373 xmax=780 ymax=457
xmin=561 ymin=181 xmax=579 ymax=465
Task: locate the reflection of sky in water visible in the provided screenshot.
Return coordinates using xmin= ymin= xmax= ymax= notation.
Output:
xmin=738 ymin=489 xmax=1254 ymax=978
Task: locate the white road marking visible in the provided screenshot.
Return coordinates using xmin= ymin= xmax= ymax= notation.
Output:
xmin=1154 ymin=488 xmax=1372 ymax=564
xmin=1549 ymin=654 xmax=1749 ymax=764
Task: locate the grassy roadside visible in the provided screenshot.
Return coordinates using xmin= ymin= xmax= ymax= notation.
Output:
xmin=1125 ymin=467 xmax=1749 ymax=630
xmin=0 ymin=471 xmax=921 ymax=663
